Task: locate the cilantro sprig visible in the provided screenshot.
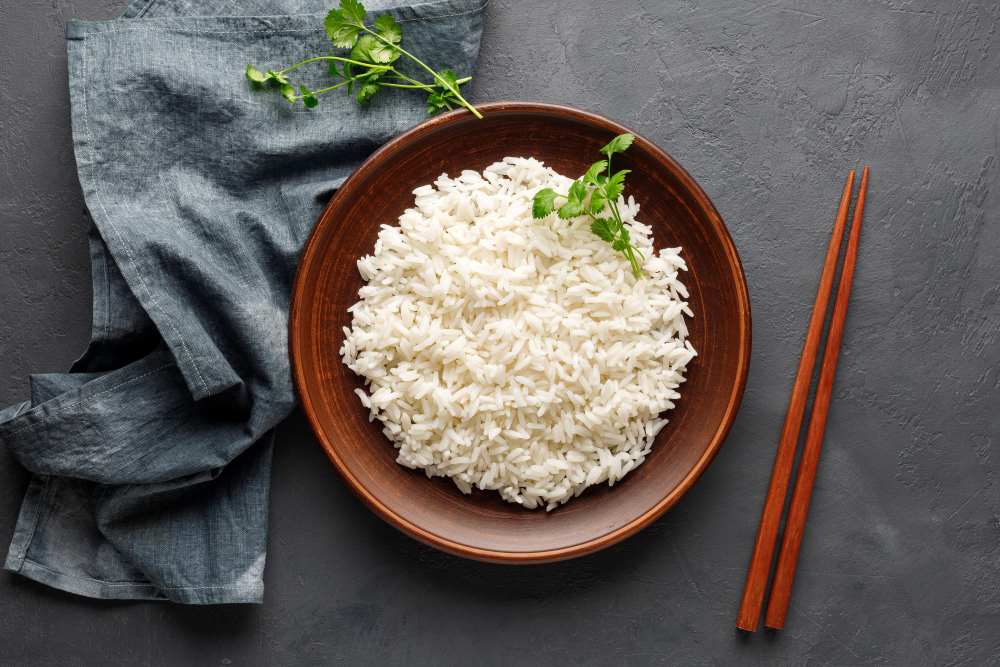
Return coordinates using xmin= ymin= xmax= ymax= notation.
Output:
xmin=246 ymin=0 xmax=481 ymax=118
xmin=532 ymin=133 xmax=645 ymax=277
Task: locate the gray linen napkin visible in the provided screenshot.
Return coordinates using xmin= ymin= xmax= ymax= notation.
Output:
xmin=0 ymin=0 xmax=485 ymax=603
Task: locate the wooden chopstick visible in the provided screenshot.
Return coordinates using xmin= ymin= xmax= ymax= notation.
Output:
xmin=735 ymin=170 xmax=857 ymax=632
xmin=764 ymin=165 xmax=869 ymax=629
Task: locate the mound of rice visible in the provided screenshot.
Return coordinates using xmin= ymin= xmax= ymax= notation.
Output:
xmin=340 ymin=157 xmax=696 ymax=510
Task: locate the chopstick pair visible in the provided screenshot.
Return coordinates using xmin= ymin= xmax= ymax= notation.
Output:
xmin=736 ymin=167 xmax=870 ymax=632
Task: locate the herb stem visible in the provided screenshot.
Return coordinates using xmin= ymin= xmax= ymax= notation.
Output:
xmin=276 ymin=59 xmax=474 ymax=96
xmin=385 ymin=69 xmax=436 ymax=91
xmin=607 ymin=198 xmax=643 ymax=277
xmin=277 ymin=56 xmax=477 ymax=104
xmin=307 ymin=79 xmax=355 ymax=96
xmin=278 ymin=55 xmax=389 ymax=75
xmin=378 ymin=81 xmax=433 ymax=90
xmin=385 ymin=71 xmax=424 ymax=86
xmin=384 ymin=70 xmax=471 ymax=89
xmin=361 ymin=25 xmax=482 ymax=118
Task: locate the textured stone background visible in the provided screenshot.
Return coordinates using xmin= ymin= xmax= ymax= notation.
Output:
xmin=2 ymin=0 xmax=998 ymax=664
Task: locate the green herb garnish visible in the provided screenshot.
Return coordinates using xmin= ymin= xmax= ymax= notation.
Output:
xmin=532 ymin=133 xmax=644 ymax=277
xmin=245 ymin=0 xmax=481 ymax=118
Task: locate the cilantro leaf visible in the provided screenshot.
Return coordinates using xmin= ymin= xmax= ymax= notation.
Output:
xmin=425 ymin=90 xmax=449 ymax=115
xmin=245 ymin=64 xmax=268 ymax=85
xmin=589 ymin=189 xmax=607 ymax=214
xmin=324 ymin=2 xmax=365 ymax=48
xmin=438 ymin=69 xmax=460 ymax=93
xmin=604 ymin=169 xmax=631 ymax=202
xmin=558 ymin=201 xmax=585 ymax=219
xmin=351 ymin=34 xmax=379 ymax=63
xmin=533 ymin=188 xmax=559 ymax=218
xmin=374 ymin=13 xmax=402 ymax=43
xmin=356 ymin=81 xmax=379 ymax=104
xmin=556 ymin=180 xmax=588 ymax=218
xmin=583 ymin=160 xmax=607 ymax=185
xmin=300 ymin=85 xmax=319 ymax=108
xmin=370 ymin=40 xmax=399 ymax=64
xmin=340 ymin=0 xmax=367 ymax=24
xmin=600 ymin=133 xmax=634 ymax=156
xmin=350 ymin=32 xmax=398 ymax=63
xmin=567 ymin=179 xmax=587 ymax=205
xmin=266 ymin=70 xmax=289 ymax=85
xmin=590 ymin=218 xmax=616 ymax=243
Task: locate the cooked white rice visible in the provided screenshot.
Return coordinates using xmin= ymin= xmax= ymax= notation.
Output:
xmin=340 ymin=157 xmax=696 ymax=510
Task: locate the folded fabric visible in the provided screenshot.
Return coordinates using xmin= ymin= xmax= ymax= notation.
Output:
xmin=0 ymin=0 xmax=486 ymax=603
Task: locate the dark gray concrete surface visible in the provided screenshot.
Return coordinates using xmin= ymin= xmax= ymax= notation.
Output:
xmin=2 ymin=0 xmax=999 ymax=664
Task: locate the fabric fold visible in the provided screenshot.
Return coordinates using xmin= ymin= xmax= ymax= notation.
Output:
xmin=1 ymin=0 xmax=486 ymax=603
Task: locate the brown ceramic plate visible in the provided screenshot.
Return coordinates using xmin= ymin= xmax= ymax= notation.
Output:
xmin=290 ymin=102 xmax=750 ymax=563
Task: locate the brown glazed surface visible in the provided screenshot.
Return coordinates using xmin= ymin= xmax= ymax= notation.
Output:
xmin=290 ymin=102 xmax=751 ymax=563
